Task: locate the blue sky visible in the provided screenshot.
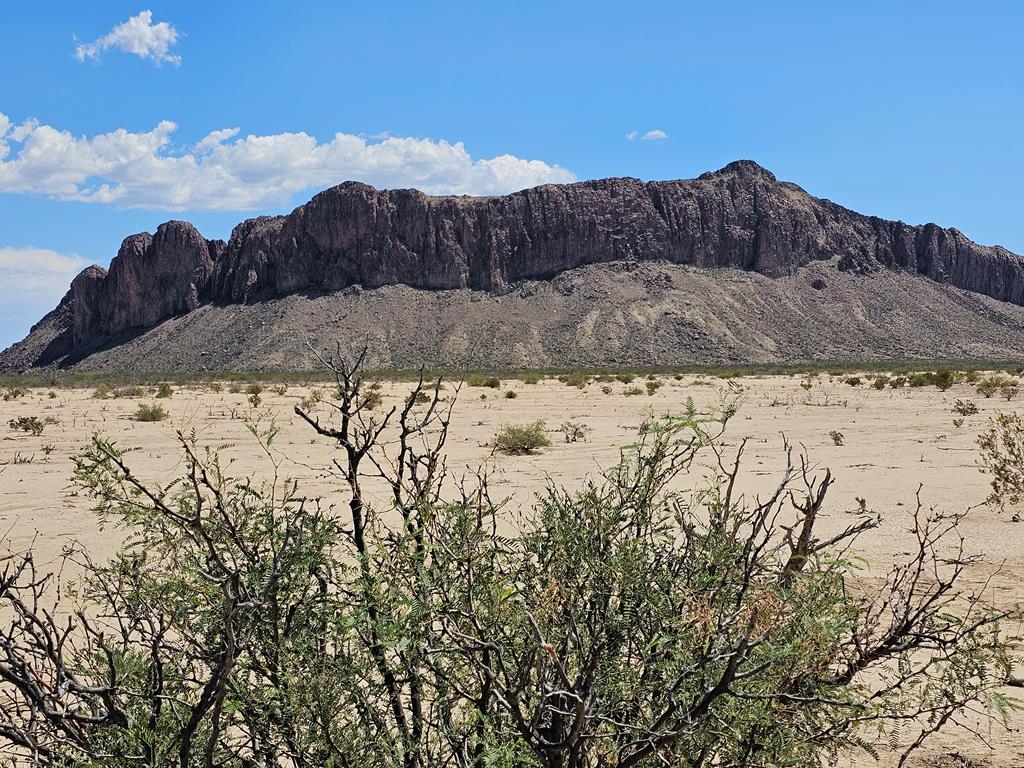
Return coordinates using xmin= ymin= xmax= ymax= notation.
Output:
xmin=1 ymin=1 xmax=1022 ymax=348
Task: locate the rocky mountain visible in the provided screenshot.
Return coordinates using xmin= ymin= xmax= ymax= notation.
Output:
xmin=5 ymin=160 xmax=1024 ymax=372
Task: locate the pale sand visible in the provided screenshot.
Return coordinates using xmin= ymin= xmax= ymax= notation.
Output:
xmin=2 ymin=374 xmax=1022 ymax=767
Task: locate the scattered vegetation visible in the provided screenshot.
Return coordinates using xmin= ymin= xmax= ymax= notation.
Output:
xmin=953 ymin=399 xmax=980 ymax=416
xmin=2 ymin=387 xmax=27 ymax=401
xmin=829 ymin=429 xmax=845 ymax=446
xmin=466 ymin=374 xmax=501 ymax=388
xmin=978 ymin=412 xmax=1024 ymax=509
xmin=623 ymin=386 xmax=644 ymax=396
xmin=519 ymin=372 xmax=542 ymax=385
xmin=504 ymin=389 xmax=517 ymax=399
xmin=558 ymin=372 xmax=590 ymax=389
xmin=977 ymin=375 xmax=1018 ymax=399
xmin=646 ymin=380 xmax=663 ymax=395
xmin=8 ymin=416 xmax=46 ymax=436
xmin=494 ymin=421 xmax=551 ymax=454
xmin=0 ymin=351 xmax=1014 ymax=768
xmin=133 ymin=403 xmax=168 ymax=422
xmin=245 ymin=382 xmax=264 ymax=396
xmin=561 ymin=420 xmax=588 ymax=442
xmin=844 ymin=376 xmax=862 ymax=387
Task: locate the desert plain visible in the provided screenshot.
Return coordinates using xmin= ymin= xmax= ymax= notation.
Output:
xmin=1 ymin=370 xmax=1022 ymax=768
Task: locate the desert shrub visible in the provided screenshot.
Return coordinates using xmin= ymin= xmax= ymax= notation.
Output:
xmin=953 ymin=418 xmax=965 ymax=428
xmin=412 ymin=390 xmax=432 ymax=405
xmin=466 ymin=373 xmax=501 ymax=388
xmin=979 ymin=412 xmax=1024 ymax=508
xmin=953 ymin=399 xmax=979 ymax=416
xmin=2 ymin=387 xmax=27 ymax=401
xmin=977 ymin=375 xmax=1017 ymax=398
xmin=615 ymin=372 xmax=635 ymax=384
xmin=623 ymin=386 xmax=644 ymax=396
xmin=132 ymin=404 xmax=167 ymax=422
xmin=0 ymin=357 xmax=1014 ymax=768
xmin=8 ymin=416 xmax=45 ymax=436
xmin=844 ymin=376 xmax=862 ymax=387
xmin=245 ymin=382 xmax=263 ymax=396
xmin=92 ymin=383 xmax=114 ymax=399
xmin=47 ymin=391 xmax=57 ymax=399
xmin=962 ymin=369 xmax=981 ymax=383
xmin=228 ymin=382 xmax=243 ymax=394
xmin=504 ymin=390 xmax=517 ymax=399
xmin=273 ymin=384 xmax=289 ymax=396
xmin=871 ymin=376 xmax=888 ymax=390
xmin=155 ymin=383 xmax=173 ymax=399
xmin=1003 ymin=384 xmax=1019 ymax=401
xmin=646 ymin=380 xmax=663 ymax=395
xmin=561 ymin=420 xmax=588 ymax=442
xmin=494 ymin=421 xmax=550 ymax=454
xmin=601 ymin=385 xmax=613 ymax=395
xmin=931 ymin=368 xmax=956 ymax=390
xmin=889 ymin=376 xmax=907 ymax=389
xmin=113 ymin=385 xmax=146 ymax=398
xmin=208 ymin=381 xmax=224 ymax=393
xmin=519 ymin=372 xmax=542 ymax=385
xmin=360 ymin=389 xmax=383 ymax=410
xmin=558 ymin=372 xmax=590 ymax=389
xmin=829 ymin=429 xmax=845 ymax=446
xmin=908 ymin=372 xmax=931 ymax=388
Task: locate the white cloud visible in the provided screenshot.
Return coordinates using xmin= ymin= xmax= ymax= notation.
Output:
xmin=0 ymin=247 xmax=92 ymax=301
xmin=0 ymin=113 xmax=577 ymax=211
xmin=74 ymin=10 xmax=182 ymax=67
xmin=626 ymin=129 xmax=668 ymax=141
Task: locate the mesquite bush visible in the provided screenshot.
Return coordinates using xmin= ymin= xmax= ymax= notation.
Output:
xmin=0 ymin=347 xmax=1019 ymax=768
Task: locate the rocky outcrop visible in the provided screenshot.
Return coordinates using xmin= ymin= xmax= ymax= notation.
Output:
xmin=10 ymin=160 xmax=1024 ymax=366
xmin=67 ymin=221 xmax=224 ymax=345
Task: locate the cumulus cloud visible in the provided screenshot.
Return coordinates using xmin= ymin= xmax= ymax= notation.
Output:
xmin=74 ymin=10 xmax=182 ymax=67
xmin=626 ymin=129 xmax=668 ymax=141
xmin=0 ymin=113 xmax=577 ymax=211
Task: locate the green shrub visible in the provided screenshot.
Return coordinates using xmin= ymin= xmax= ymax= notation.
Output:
xmin=558 ymin=372 xmax=590 ymax=389
xmin=844 ymin=376 xmax=861 ymax=387
xmin=155 ymin=383 xmax=174 ymax=399
xmin=133 ymin=404 xmax=168 ymax=422
xmin=92 ymin=383 xmax=114 ymax=399
xmin=519 ymin=372 xmax=542 ymax=385
xmin=829 ymin=430 xmax=845 ymax=446
xmin=228 ymin=382 xmax=243 ymax=394
xmin=494 ymin=421 xmax=551 ymax=454
xmin=872 ymin=376 xmax=888 ymax=390
xmin=245 ymin=382 xmax=264 ymax=396
xmin=504 ymin=390 xmax=517 ymax=399
xmin=360 ymin=390 xmax=383 ymax=410
xmin=466 ymin=374 xmax=501 ymax=388
xmin=646 ymin=380 xmax=662 ymax=395
xmin=953 ymin=399 xmax=979 ymax=416
xmin=208 ymin=381 xmax=224 ymax=393
xmin=623 ymin=386 xmax=644 ymax=396
xmin=615 ymin=373 xmax=636 ymax=384
xmin=908 ymin=373 xmax=931 ymax=388
xmin=2 ymin=387 xmax=27 ymax=401
xmin=561 ymin=421 xmax=588 ymax=443
xmin=977 ymin=375 xmax=1017 ymax=398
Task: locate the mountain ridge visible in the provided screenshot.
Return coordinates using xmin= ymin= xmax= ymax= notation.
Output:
xmin=5 ymin=160 xmax=1024 ymax=371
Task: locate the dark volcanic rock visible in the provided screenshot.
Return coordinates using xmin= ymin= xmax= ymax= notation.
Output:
xmin=7 ymin=160 xmax=1024 ymax=369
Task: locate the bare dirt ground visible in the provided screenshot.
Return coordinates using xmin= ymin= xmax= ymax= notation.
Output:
xmin=2 ymin=372 xmax=1022 ymax=767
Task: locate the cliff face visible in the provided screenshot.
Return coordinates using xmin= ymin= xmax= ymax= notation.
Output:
xmin=16 ymin=160 xmax=1024 ymax=363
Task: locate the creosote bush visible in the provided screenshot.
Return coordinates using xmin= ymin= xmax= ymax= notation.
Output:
xmin=0 ymin=348 xmax=1019 ymax=768
xmin=494 ymin=420 xmax=550 ymax=454
xmin=133 ymin=403 xmax=168 ymax=422
xmin=8 ymin=415 xmax=45 ymax=436
xmin=979 ymin=411 xmax=1024 ymax=509
xmin=466 ymin=373 xmax=501 ymax=388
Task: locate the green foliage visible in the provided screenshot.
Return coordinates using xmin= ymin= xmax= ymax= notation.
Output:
xmin=978 ymin=411 xmax=1024 ymax=508
xmin=829 ymin=429 xmax=845 ymax=446
xmin=92 ymin=383 xmax=114 ymax=399
xmin=871 ymin=376 xmax=888 ymax=390
xmin=494 ymin=421 xmax=551 ymax=454
xmin=504 ymin=389 xmax=517 ymax=399
xmin=0 ymin=367 xmax=1017 ymax=768
xmin=978 ymin=375 xmax=1018 ymax=398
xmin=519 ymin=372 xmax=542 ymax=385
xmin=155 ymin=383 xmax=174 ymax=399
xmin=844 ymin=376 xmax=862 ymax=387
xmin=623 ymin=386 xmax=644 ymax=396
xmin=466 ymin=373 xmax=501 ymax=388
xmin=645 ymin=380 xmax=662 ymax=395
xmin=133 ymin=403 xmax=168 ymax=422
xmin=560 ymin=421 xmax=588 ymax=442
xmin=245 ymin=382 xmax=264 ymax=396
xmin=615 ymin=372 xmax=635 ymax=384
xmin=908 ymin=372 xmax=932 ymax=387
xmin=558 ymin=372 xmax=590 ymax=389
xmin=360 ymin=389 xmax=383 ymax=410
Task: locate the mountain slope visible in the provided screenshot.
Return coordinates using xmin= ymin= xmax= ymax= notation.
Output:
xmin=4 ymin=161 xmax=1024 ymax=372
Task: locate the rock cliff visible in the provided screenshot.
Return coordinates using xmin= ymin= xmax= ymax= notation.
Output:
xmin=5 ymin=160 xmax=1024 ymax=370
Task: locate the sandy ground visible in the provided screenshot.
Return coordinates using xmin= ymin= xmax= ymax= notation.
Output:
xmin=1 ymin=373 xmax=1022 ymax=767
